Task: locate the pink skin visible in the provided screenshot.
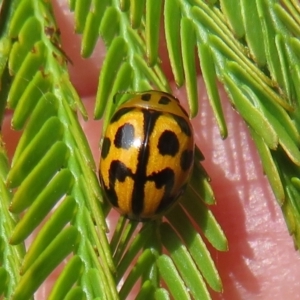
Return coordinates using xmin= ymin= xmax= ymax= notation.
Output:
xmin=3 ymin=1 xmax=300 ymax=299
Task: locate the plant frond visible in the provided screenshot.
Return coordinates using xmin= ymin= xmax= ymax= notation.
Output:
xmin=166 ymin=205 xmax=223 ymax=292
xmin=74 ymin=0 xmax=228 ymax=298
xmin=190 ymin=0 xmax=300 ymax=250
xmin=0 ymin=140 xmax=25 ymax=299
xmin=0 ymin=0 xmax=117 ymax=298
xmin=159 ymin=222 xmax=212 ymax=299
xmin=70 ymin=0 xmax=300 ymax=297
xmin=181 ymin=17 xmax=198 ymax=117
xmin=2 ymin=0 xmax=300 ymax=298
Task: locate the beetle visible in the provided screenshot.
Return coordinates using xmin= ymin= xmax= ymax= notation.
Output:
xmin=99 ymin=91 xmax=194 ymax=220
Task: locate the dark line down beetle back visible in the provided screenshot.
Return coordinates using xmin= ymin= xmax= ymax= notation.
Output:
xmin=99 ymin=91 xmax=194 ymax=221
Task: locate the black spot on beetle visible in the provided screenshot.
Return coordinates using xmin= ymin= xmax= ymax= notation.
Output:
xmin=141 ymin=93 xmax=151 ymax=101
xmin=158 ymin=130 xmax=179 ymax=156
xmin=103 ymin=185 xmax=119 ymax=207
xmin=110 ymin=107 xmax=134 ymax=123
xmin=104 ymin=160 xmax=134 ymax=209
xmin=146 ymin=167 xmax=175 ymax=214
xmin=114 ymin=123 xmax=135 ymax=149
xmin=101 ymin=137 xmax=111 ymax=159
xmin=158 ymin=96 xmax=171 ymax=105
xmin=109 ymin=160 xmax=132 ymax=183
xmin=172 ymin=115 xmax=192 ymax=136
xmin=148 ymin=168 xmax=175 ymax=190
xmin=180 ymin=149 xmax=194 ymax=171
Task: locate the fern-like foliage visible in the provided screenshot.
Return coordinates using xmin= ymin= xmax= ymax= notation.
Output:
xmin=0 ymin=0 xmax=227 ymax=299
xmin=1 ymin=0 xmax=300 ymax=299
xmin=0 ymin=0 xmax=117 ymax=299
xmin=72 ymin=0 xmax=300 ymax=295
xmin=0 ymin=0 xmax=221 ymax=299
xmin=79 ymin=0 xmax=300 ymax=248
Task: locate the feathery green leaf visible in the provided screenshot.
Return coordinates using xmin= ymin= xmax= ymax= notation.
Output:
xmin=3 ymin=0 xmax=300 ymax=298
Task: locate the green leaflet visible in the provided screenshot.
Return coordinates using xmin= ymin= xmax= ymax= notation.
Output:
xmin=250 ymin=128 xmax=285 ymax=204
xmin=130 ymin=0 xmax=145 ymax=29
xmin=11 ymin=71 xmax=52 ymax=130
xmin=81 ymin=0 xmax=109 ymax=57
xmin=220 ymin=0 xmax=245 ymax=38
xmin=164 ymin=0 xmax=184 ymax=86
xmin=10 ymin=169 xmax=74 ymax=244
xmin=99 ymin=6 xmax=120 ymax=47
xmin=9 ymin=142 xmax=70 ymax=213
xmin=120 ymin=0 xmax=130 ymax=12
xmin=274 ymin=2 xmax=300 ymax=37
xmin=12 ymin=226 xmax=79 ymax=300
xmin=197 ymin=43 xmax=227 ymax=138
xmin=94 ymin=36 xmax=128 ymax=119
xmin=240 ymin=0 xmax=266 ymax=66
xmin=136 ymin=281 xmax=156 ymax=300
xmin=64 ymin=287 xmax=86 ymax=300
xmin=81 ymin=268 xmax=107 ymax=299
xmin=21 ymin=196 xmax=77 ymax=273
xmin=167 ymin=205 xmax=223 ymax=292
xmin=48 ymin=256 xmax=83 ymax=300
xmin=75 ymin=202 xmax=116 ymax=296
xmin=160 ymin=223 xmax=211 ymax=300
xmin=154 ymin=288 xmax=171 ymax=300
xmin=275 ymin=34 xmax=293 ymax=103
xmin=7 ymin=41 xmax=47 ymax=109
xmin=115 ymin=222 xmax=155 ymax=282
xmin=189 ymin=162 xmax=215 ymax=205
xmin=8 ymin=117 xmax=65 ymax=187
xmin=241 ymin=84 xmax=300 ymax=166
xmin=224 ymin=71 xmax=278 ymax=149
xmin=119 ymin=249 xmax=156 ymax=299
xmin=181 ymin=186 xmax=228 ymax=252
xmin=181 ymin=17 xmax=198 ymax=117
xmin=145 ymin=0 xmax=162 ymax=66
xmin=0 ymin=267 xmax=8 ymax=296
xmin=74 ymin=0 xmax=92 ymax=33
xmin=113 ymin=219 xmax=140 ymax=267
xmin=8 ymin=0 xmax=34 ymax=38
xmin=9 ymin=16 xmax=42 ymax=74
xmin=11 ymin=93 xmax=59 ymax=164
xmin=101 ymin=62 xmax=134 ymax=133
xmin=133 ymin=54 xmax=169 ymax=91
xmin=257 ymin=0 xmax=286 ymax=93
xmin=156 ymin=255 xmax=190 ymax=300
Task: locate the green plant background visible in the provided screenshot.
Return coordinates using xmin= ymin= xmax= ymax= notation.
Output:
xmin=0 ymin=0 xmax=300 ymax=299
